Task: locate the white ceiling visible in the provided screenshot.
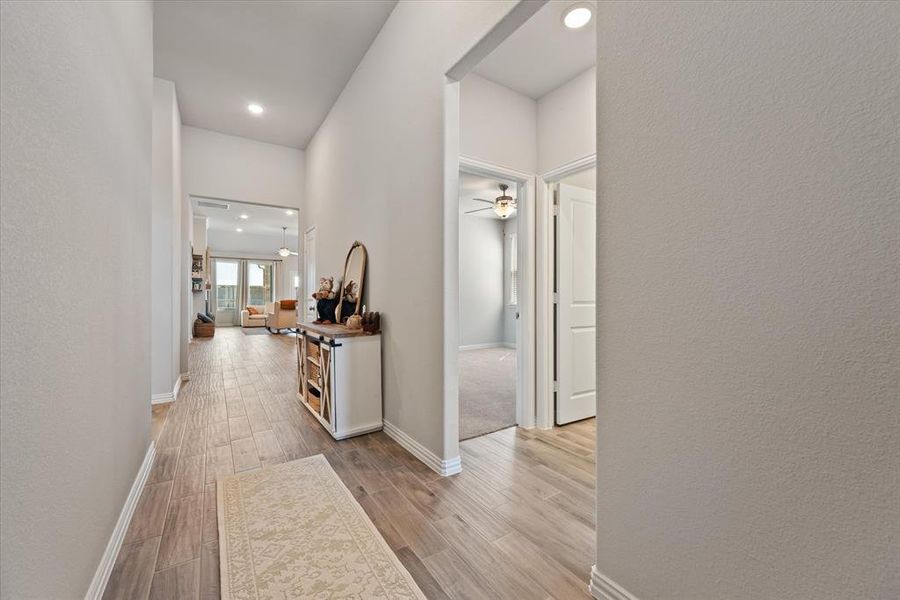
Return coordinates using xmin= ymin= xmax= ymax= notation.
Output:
xmin=473 ymin=1 xmax=596 ymax=99
xmin=459 ymin=173 xmax=518 ymax=220
xmin=154 ymin=1 xmax=397 ymax=149
xmin=193 ymin=198 xmax=298 ymax=238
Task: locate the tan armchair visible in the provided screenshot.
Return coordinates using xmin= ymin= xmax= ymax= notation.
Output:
xmin=240 ymin=305 xmax=267 ymax=328
xmin=266 ymin=300 xmax=297 ymax=333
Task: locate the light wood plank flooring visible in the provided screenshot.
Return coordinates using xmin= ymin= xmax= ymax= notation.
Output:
xmin=104 ymin=327 xmax=596 ymax=600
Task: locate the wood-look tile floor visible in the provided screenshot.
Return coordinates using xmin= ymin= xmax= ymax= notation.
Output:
xmin=104 ymin=327 xmax=596 ymax=600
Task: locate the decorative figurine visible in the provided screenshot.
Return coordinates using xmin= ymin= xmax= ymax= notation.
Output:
xmin=312 ymin=276 xmax=338 ymax=324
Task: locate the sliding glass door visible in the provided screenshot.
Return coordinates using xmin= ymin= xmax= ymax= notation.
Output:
xmin=247 ymin=261 xmax=275 ymax=306
xmin=214 ymin=259 xmax=239 ymax=326
xmin=211 ymin=258 xmax=277 ymax=326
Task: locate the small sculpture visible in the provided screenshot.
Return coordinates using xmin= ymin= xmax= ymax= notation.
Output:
xmin=345 ymin=314 xmax=363 ymax=330
xmin=361 ymin=311 xmax=380 ymax=334
xmin=312 ymin=277 xmax=338 ymax=324
xmin=339 ymin=280 xmax=358 ymax=323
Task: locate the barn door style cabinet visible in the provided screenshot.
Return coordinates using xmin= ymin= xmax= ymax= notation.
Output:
xmin=296 ymin=322 xmax=382 ymax=440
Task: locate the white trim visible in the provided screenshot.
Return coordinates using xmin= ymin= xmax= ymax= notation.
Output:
xmin=383 ymin=420 xmax=462 ymax=476
xmin=151 ymin=374 xmax=186 ymax=405
xmin=458 ymin=343 xmax=507 ymax=351
xmin=458 ymin=156 xmax=536 ymax=431
xmin=84 ymin=442 xmax=156 ymax=600
xmin=536 ymin=154 xmax=597 ymax=429
xmin=150 ymin=393 xmax=173 ymax=405
xmin=589 ymin=566 xmax=640 ymax=600
xmin=540 ymin=153 xmax=596 ymax=182
xmin=503 ymin=342 xmax=517 ymax=349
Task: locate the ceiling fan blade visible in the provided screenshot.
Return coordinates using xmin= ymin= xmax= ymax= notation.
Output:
xmin=464 ymin=207 xmax=494 ymax=214
xmin=472 ymin=198 xmax=494 ymax=205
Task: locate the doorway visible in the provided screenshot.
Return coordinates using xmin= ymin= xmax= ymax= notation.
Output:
xmin=213 ymin=259 xmax=239 ymax=325
xmin=553 ymin=166 xmax=597 ymax=424
xmin=457 ymin=172 xmax=522 ymax=440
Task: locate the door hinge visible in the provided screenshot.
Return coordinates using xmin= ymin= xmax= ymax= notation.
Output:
xmin=552 ymin=189 xmax=560 ymax=215
xmin=553 ymin=380 xmax=559 ymax=393
xmin=552 ymin=292 xmax=559 ymax=304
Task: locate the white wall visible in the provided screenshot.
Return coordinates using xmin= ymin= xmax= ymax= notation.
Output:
xmin=460 ymin=66 xmax=596 ymax=176
xmin=460 ymin=73 xmax=537 ymax=173
xmin=182 ymin=126 xmax=304 ymax=208
xmin=303 ymin=0 xmax=515 ymax=462
xmin=459 ymin=216 xmax=505 ymax=347
xmin=151 ymin=78 xmax=183 ymax=398
xmin=537 ymin=66 xmax=595 ymax=173
xmin=593 ymin=3 xmax=900 ymax=599
xmin=0 ymin=1 xmax=153 ymax=596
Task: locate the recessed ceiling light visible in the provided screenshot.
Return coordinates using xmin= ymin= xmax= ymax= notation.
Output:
xmin=285 ymin=210 xmax=294 ymax=215
xmin=247 ymin=103 xmax=264 ymax=115
xmin=239 ymin=213 xmax=249 ymax=219
xmin=235 ymin=228 xmax=243 ymax=232
xmin=562 ymin=3 xmax=592 ymax=29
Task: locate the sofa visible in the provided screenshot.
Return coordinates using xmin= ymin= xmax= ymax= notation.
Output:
xmin=240 ymin=305 xmax=267 ymax=328
xmin=266 ymin=299 xmax=297 ymax=333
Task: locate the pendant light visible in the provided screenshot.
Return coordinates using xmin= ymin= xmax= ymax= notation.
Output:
xmin=278 ymin=227 xmax=292 ymax=257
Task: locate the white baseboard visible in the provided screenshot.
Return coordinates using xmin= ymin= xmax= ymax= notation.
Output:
xmin=151 ymin=375 xmax=186 ymax=405
xmin=382 ymin=420 xmax=461 ymax=476
xmin=84 ymin=442 xmax=156 ymax=600
xmin=150 ymin=392 xmax=173 ymax=405
xmin=589 ymin=566 xmax=639 ymax=600
xmin=503 ymin=342 xmax=516 ymax=349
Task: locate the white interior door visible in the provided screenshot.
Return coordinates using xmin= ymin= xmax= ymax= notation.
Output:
xmin=304 ymin=227 xmax=317 ymax=321
xmin=556 ymin=183 xmax=596 ymax=424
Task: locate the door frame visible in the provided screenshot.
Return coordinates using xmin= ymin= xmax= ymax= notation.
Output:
xmin=459 ymin=155 xmax=536 ymax=430
xmin=303 ymin=225 xmax=317 ymax=322
xmin=536 ymin=154 xmax=596 ymax=429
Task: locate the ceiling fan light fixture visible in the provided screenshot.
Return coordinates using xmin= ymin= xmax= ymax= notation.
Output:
xmin=493 ymin=183 xmax=516 ymax=219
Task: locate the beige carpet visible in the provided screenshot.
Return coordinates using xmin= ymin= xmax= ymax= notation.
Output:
xmin=459 ymin=346 xmax=517 ymax=440
xmin=217 ymin=454 xmax=425 ymax=600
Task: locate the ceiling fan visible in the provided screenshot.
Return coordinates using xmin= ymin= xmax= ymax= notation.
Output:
xmin=464 ymin=183 xmax=517 ymax=219
xmin=276 ymin=226 xmax=298 ymax=257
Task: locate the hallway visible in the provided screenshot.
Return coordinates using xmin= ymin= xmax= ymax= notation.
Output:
xmin=104 ymin=328 xmax=595 ymax=600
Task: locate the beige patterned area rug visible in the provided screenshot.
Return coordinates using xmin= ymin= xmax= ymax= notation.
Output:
xmin=217 ymin=454 xmax=425 ymax=600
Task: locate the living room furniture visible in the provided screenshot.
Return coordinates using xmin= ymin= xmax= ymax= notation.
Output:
xmin=193 ymin=319 xmax=215 ymax=338
xmin=240 ymin=305 xmax=267 ymax=328
xmin=266 ymin=299 xmax=297 ymax=333
xmin=296 ymin=321 xmax=382 ymax=440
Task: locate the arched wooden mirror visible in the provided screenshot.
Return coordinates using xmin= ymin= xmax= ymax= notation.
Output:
xmin=336 ymin=241 xmax=367 ymax=323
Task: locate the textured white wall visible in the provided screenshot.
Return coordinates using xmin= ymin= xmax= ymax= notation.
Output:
xmin=182 ymin=126 xmax=304 ymax=209
xmin=0 ymin=1 xmax=153 ymax=597
xmin=593 ymin=2 xmax=900 ymax=599
xmin=303 ymin=0 xmax=514 ymax=460
xmin=460 ymin=73 xmax=537 ymax=173
xmin=459 ymin=216 xmax=505 ymax=347
xmin=537 ymin=66 xmax=595 ymax=173
xmin=151 ymin=78 xmax=183 ymax=396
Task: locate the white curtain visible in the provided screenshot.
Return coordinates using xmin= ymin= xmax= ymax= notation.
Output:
xmin=236 ymin=259 xmax=248 ymax=313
